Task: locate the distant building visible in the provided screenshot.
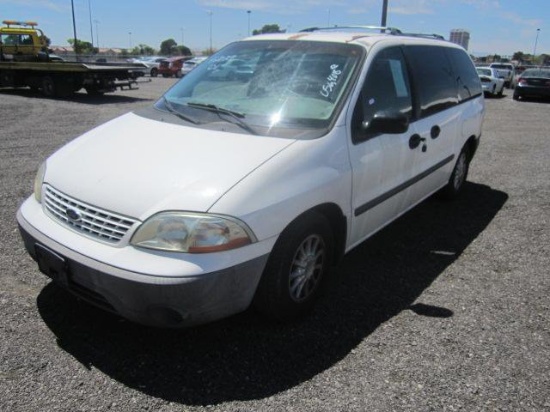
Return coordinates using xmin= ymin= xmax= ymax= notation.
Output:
xmin=450 ymin=29 xmax=470 ymax=50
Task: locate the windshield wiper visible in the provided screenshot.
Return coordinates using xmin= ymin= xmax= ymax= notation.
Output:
xmin=187 ymin=102 xmax=258 ymax=135
xmin=162 ymin=97 xmax=200 ymax=124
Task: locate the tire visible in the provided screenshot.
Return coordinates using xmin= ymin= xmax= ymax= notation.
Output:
xmin=41 ymin=76 xmax=55 ymax=97
xmin=253 ymin=212 xmax=333 ymax=321
xmin=440 ymin=147 xmax=470 ymax=200
xmin=85 ymin=87 xmax=104 ymax=96
xmin=54 ymin=78 xmax=74 ymax=98
xmin=150 ymin=68 xmax=158 ymax=77
xmin=513 ymin=92 xmax=520 ymax=101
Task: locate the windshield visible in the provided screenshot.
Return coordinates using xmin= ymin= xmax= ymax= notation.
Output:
xmin=477 ymin=68 xmax=492 ymax=76
xmin=522 ymin=69 xmax=550 ymax=78
xmin=158 ymin=40 xmax=364 ymax=138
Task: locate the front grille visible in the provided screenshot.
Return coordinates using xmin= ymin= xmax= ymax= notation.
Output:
xmin=43 ymin=184 xmax=139 ymax=244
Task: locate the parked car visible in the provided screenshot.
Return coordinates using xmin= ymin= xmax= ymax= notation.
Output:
xmin=17 ymin=27 xmax=485 ymax=328
xmin=489 ymin=62 xmax=515 ymax=88
xmin=48 ymin=53 xmax=64 ymax=62
xmin=513 ymin=68 xmax=550 ymax=101
xmin=181 ymin=56 xmax=208 ymax=76
xmin=476 ymin=67 xmax=505 ymax=97
xmin=158 ymin=56 xmax=192 ymax=78
xmin=511 ymin=65 xmax=535 ymax=89
xmin=134 ymin=56 xmax=166 ymax=77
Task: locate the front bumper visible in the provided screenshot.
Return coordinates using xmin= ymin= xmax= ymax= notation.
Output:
xmin=17 ymin=207 xmax=268 ymax=328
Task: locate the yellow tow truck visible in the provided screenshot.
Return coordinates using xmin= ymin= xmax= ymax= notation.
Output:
xmin=0 ymin=20 xmax=145 ymax=97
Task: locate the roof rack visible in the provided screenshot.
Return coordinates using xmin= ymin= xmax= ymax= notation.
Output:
xmin=300 ymin=25 xmax=403 ymax=35
xmin=299 ymin=25 xmax=446 ymax=40
xmin=400 ymin=32 xmax=445 ymax=40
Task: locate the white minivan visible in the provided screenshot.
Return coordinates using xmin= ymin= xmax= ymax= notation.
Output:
xmin=17 ymin=27 xmax=485 ymax=327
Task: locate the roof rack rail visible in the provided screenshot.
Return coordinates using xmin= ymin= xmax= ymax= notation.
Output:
xmin=400 ymin=32 xmax=446 ymax=40
xmin=300 ymin=25 xmax=403 ymax=35
xmin=299 ymin=25 xmax=446 ymax=40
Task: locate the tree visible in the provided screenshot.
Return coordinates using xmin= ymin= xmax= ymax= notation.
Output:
xmin=160 ymin=38 xmax=177 ymax=55
xmin=40 ymin=35 xmax=51 ymax=47
xmin=67 ymin=38 xmax=94 ymax=54
xmin=175 ymin=45 xmax=192 ymax=56
xmin=512 ymin=51 xmax=525 ymax=62
xmin=252 ymin=24 xmax=285 ymax=35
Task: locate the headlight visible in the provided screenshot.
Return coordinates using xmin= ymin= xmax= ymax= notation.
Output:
xmin=34 ymin=161 xmax=47 ymax=203
xmin=130 ymin=212 xmax=256 ymax=253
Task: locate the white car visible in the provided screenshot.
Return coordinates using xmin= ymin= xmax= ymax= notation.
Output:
xmin=133 ymin=56 xmax=166 ymax=77
xmin=180 ymin=56 xmax=208 ymax=76
xmin=477 ymin=67 xmax=505 ymax=97
xmin=18 ymin=27 xmax=485 ymax=327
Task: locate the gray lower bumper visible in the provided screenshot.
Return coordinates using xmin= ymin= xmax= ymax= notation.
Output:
xmin=19 ymin=224 xmax=268 ymax=328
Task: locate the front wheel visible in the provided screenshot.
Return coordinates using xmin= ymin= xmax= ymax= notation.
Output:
xmin=253 ymin=212 xmax=333 ymax=321
xmin=150 ymin=68 xmax=158 ymax=77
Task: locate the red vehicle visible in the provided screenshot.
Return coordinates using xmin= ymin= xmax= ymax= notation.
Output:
xmin=158 ymin=56 xmax=192 ymax=78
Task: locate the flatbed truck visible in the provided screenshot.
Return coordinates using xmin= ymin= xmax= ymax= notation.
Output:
xmin=0 ymin=20 xmax=145 ymax=97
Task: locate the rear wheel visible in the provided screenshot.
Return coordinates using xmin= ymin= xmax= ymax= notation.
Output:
xmin=253 ymin=212 xmax=333 ymax=321
xmin=440 ymin=147 xmax=470 ymax=199
xmin=41 ymin=76 xmax=55 ymax=97
xmin=150 ymin=68 xmax=158 ymax=77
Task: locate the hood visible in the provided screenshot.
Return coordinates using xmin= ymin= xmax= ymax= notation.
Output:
xmin=45 ymin=112 xmax=294 ymax=220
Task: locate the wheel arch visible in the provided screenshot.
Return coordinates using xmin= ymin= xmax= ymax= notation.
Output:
xmin=290 ymin=203 xmax=348 ymax=265
xmin=464 ymin=134 xmax=479 ymax=162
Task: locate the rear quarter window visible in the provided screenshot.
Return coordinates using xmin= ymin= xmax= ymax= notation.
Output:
xmin=446 ymin=48 xmax=483 ymax=101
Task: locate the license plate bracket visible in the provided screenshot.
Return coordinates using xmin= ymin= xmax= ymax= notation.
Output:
xmin=35 ymin=244 xmax=69 ymax=287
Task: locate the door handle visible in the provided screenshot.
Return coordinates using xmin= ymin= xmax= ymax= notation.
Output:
xmin=409 ymin=134 xmax=426 ymax=149
xmin=431 ymin=125 xmax=441 ymax=139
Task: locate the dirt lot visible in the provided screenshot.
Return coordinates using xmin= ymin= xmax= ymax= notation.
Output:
xmin=1 ymin=80 xmax=549 ymax=411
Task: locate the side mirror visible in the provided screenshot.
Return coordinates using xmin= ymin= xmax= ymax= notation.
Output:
xmin=363 ymin=112 xmax=410 ymax=135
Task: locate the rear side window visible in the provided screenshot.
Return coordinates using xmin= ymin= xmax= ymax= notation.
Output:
xmin=404 ymin=46 xmax=458 ymax=118
xmin=446 ymin=48 xmax=482 ymax=101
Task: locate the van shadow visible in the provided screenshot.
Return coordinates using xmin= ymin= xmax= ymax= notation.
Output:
xmin=36 ymin=182 xmax=507 ymax=405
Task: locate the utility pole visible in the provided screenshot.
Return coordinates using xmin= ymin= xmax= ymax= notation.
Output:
xmin=381 ymin=0 xmax=388 ymax=27
xmin=71 ymin=0 xmax=79 ymax=55
xmin=88 ymin=0 xmax=94 ymax=49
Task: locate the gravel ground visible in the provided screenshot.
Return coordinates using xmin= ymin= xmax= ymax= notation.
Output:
xmin=1 ymin=80 xmax=549 ymax=412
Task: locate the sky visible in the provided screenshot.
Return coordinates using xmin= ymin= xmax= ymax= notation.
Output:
xmin=1 ymin=0 xmax=548 ymax=57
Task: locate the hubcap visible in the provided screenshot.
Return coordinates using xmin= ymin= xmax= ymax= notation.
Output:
xmin=289 ymin=234 xmax=325 ymax=302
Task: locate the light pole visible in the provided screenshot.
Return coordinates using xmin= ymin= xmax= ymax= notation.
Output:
xmin=180 ymin=27 xmax=185 ymax=45
xmin=88 ymin=0 xmax=94 ymax=49
xmin=247 ymin=10 xmax=251 ymax=36
xmin=381 ymin=0 xmax=389 ymax=27
xmin=207 ymin=10 xmax=213 ymax=51
xmin=533 ymin=28 xmax=541 ymax=64
xmin=94 ymin=20 xmax=99 ymax=48
xmin=71 ymin=0 xmax=79 ymax=55
xmin=327 ymin=9 xmax=331 ymax=27
xmin=128 ymin=31 xmax=132 ymax=50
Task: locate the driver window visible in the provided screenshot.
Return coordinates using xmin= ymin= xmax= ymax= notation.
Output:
xmin=352 ymin=47 xmax=412 ymax=143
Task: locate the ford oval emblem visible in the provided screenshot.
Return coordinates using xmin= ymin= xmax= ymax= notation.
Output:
xmin=66 ymin=208 xmax=82 ymax=222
